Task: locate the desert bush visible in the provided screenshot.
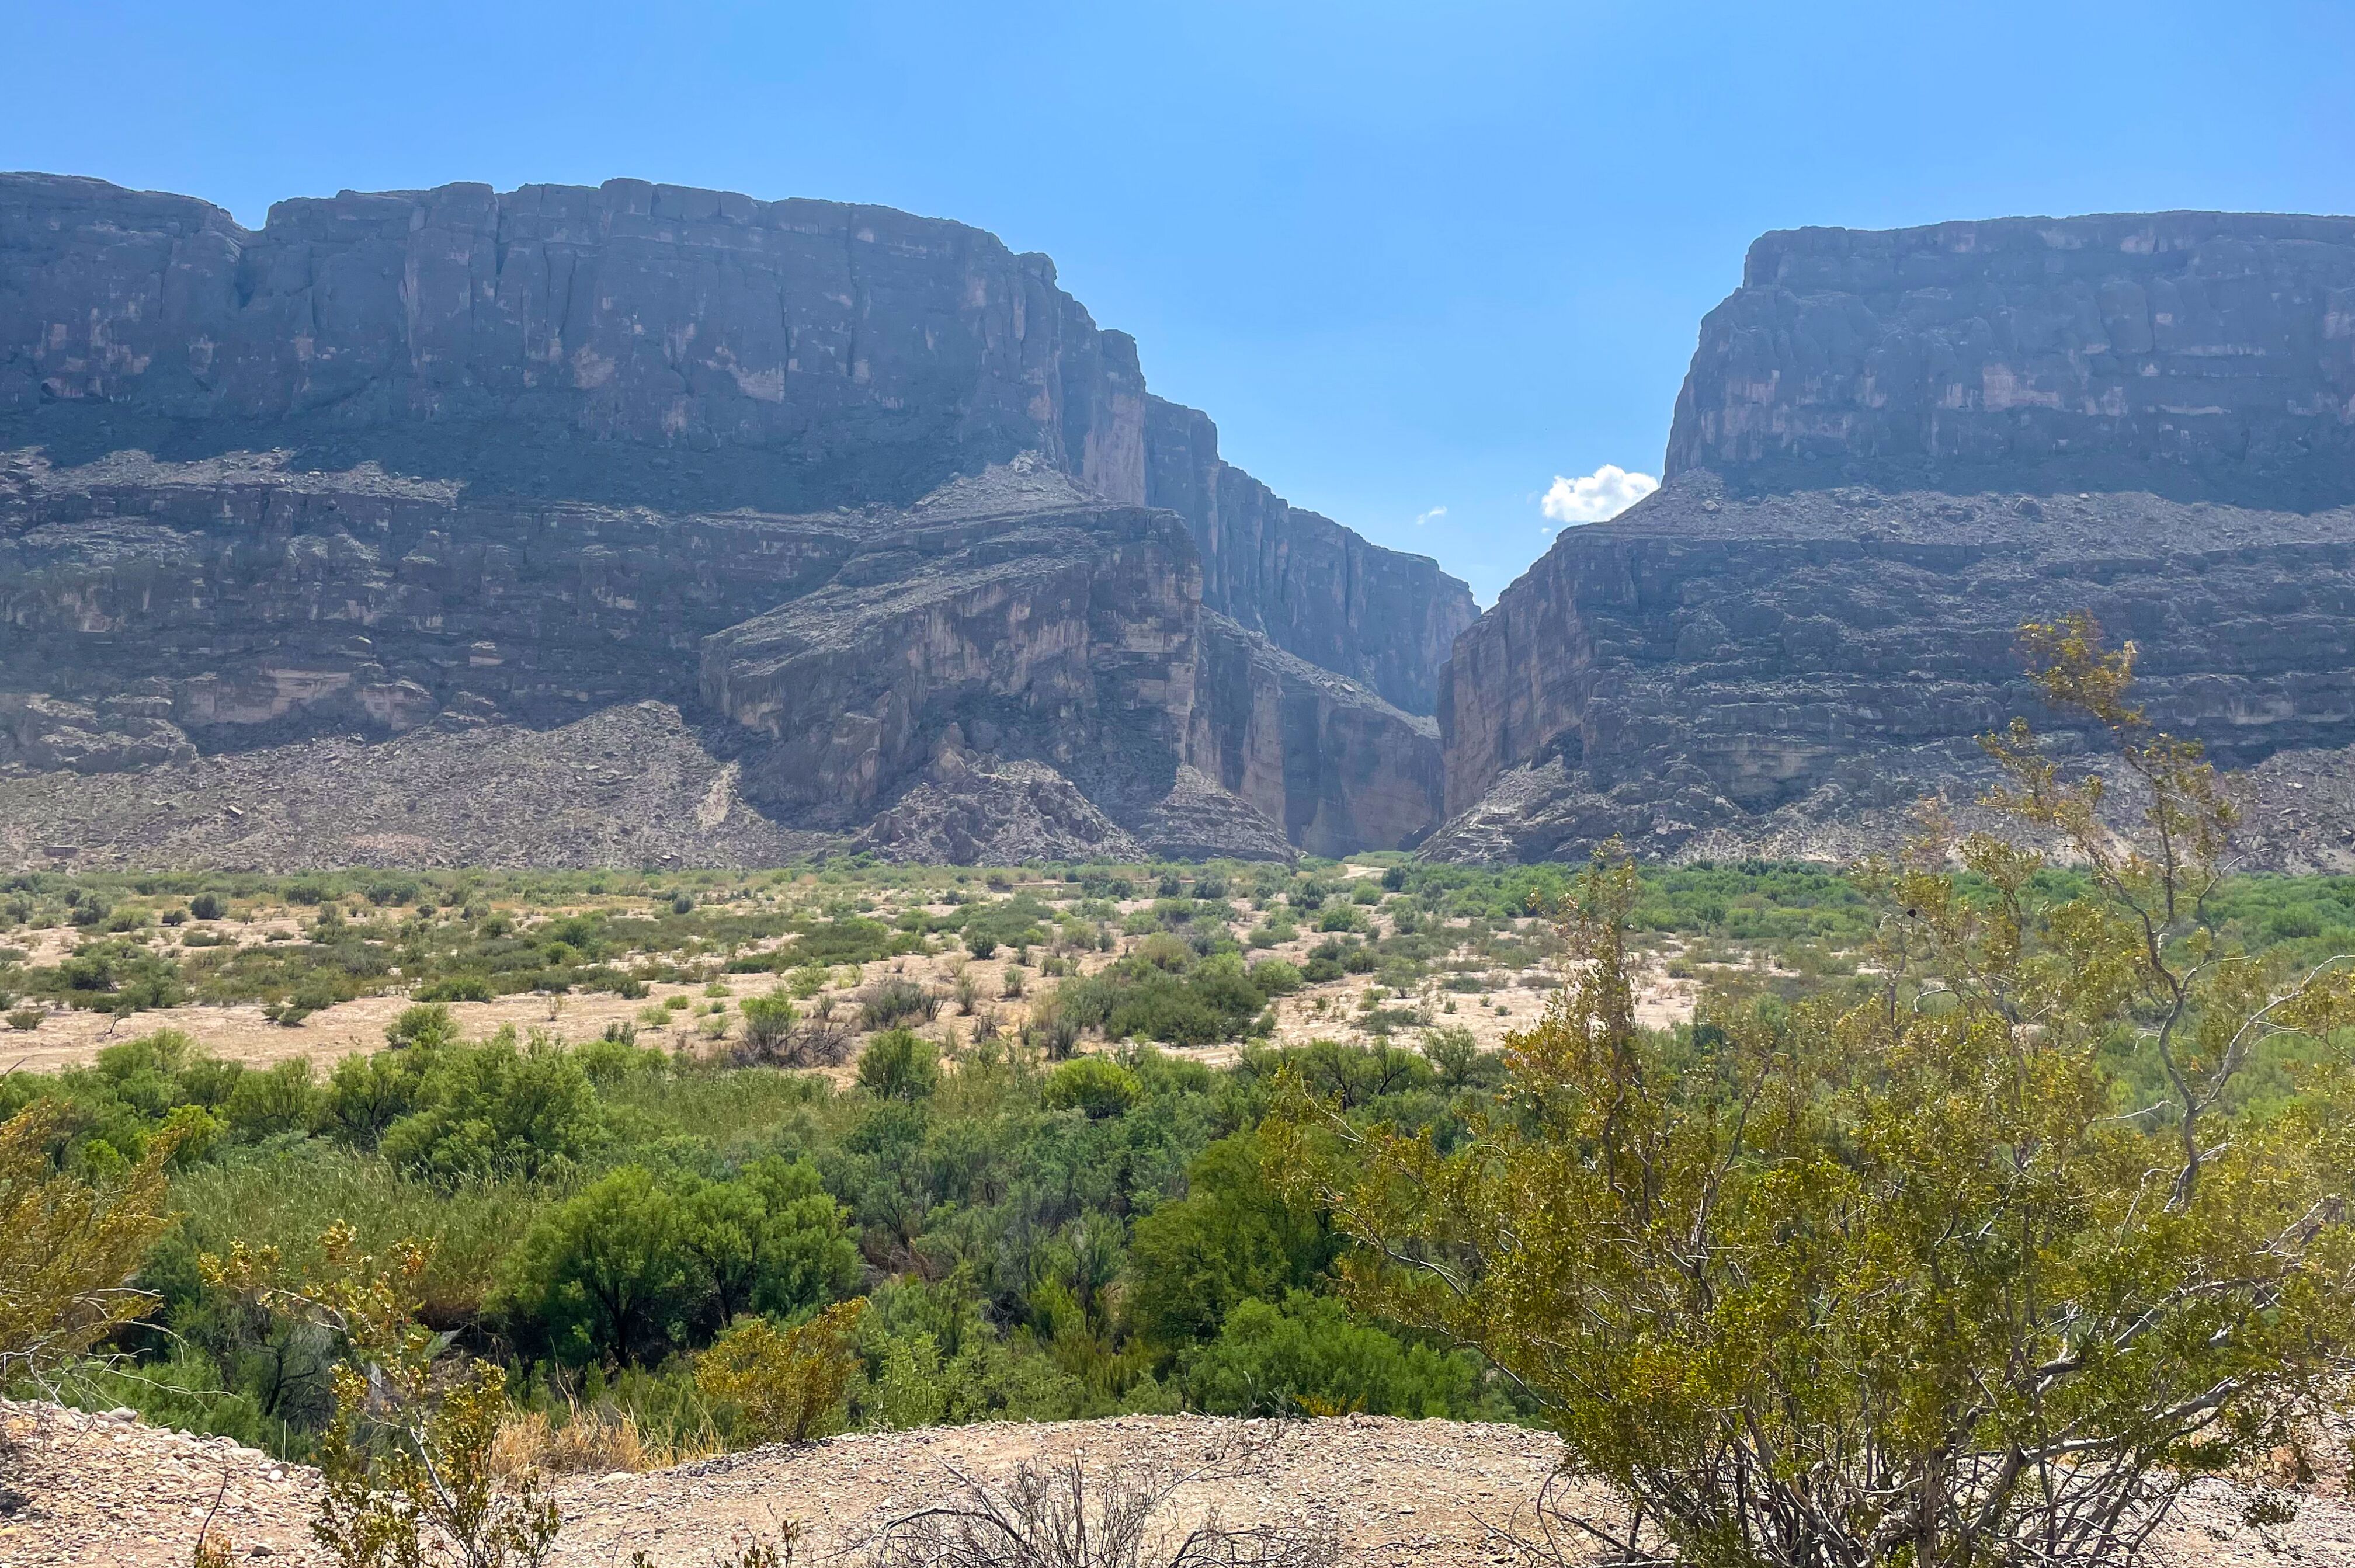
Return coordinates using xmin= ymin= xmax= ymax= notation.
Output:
xmin=1273 ymin=617 xmax=2355 ymax=1568
xmin=380 ymin=1031 xmax=602 ymax=1184
xmin=787 ymin=1017 xmax=855 ymax=1068
xmin=0 ymin=1100 xmax=182 ymax=1387
xmin=1042 ymin=1056 xmax=1139 ymax=1119
xmin=696 ymin=1298 xmax=867 ymax=1444
xmin=223 ymin=1058 xmax=321 ymax=1142
xmin=869 ymin=1447 xmax=1335 ymax=1568
xmin=738 ymin=993 xmax=799 ymax=1062
xmin=207 ymin=1228 xmax=562 ymax=1568
xmin=501 ymin=1166 xmax=691 ymax=1367
xmin=857 ymin=1030 xmax=941 ymax=1102
xmin=860 ymin=977 xmax=932 ymax=1031
xmin=1179 ymin=1291 xmax=1493 ymax=1419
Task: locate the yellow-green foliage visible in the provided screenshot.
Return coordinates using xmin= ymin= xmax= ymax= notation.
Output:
xmin=207 ymin=1225 xmax=562 ymax=1567
xmin=0 ymin=1100 xmax=180 ymax=1385
xmin=1273 ymin=617 xmax=2355 ymax=1568
xmin=696 ymin=1299 xmax=867 ymax=1444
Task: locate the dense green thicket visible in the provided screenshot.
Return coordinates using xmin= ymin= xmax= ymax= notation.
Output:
xmin=6 ymin=1007 xmax=1517 ymax=1457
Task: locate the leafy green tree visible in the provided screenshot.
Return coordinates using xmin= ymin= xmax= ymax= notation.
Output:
xmin=676 ymin=1157 xmax=862 ymax=1329
xmin=318 ymin=1052 xmax=428 ymax=1150
xmin=1042 ymin=1057 xmax=1138 ymax=1119
xmin=501 ymin=1166 xmax=690 ymax=1367
xmin=1124 ymin=1133 xmax=1333 ymax=1348
xmin=223 ymin=1059 xmax=321 ymax=1142
xmin=384 ymin=1002 xmax=459 ymax=1051
xmin=1180 ymin=1291 xmax=1493 ymax=1418
xmin=1273 ymin=617 xmax=2355 ymax=1568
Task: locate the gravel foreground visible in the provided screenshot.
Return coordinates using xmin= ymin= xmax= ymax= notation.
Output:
xmin=6 ymin=1400 xmax=2354 ymax=1567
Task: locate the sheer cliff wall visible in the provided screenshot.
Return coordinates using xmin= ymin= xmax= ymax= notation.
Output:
xmin=1433 ymin=211 xmax=2355 ymax=865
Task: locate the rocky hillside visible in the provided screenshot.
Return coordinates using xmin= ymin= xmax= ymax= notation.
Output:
xmin=1433 ymin=211 xmax=2355 ymax=864
xmin=0 ymin=173 xmax=1471 ymax=866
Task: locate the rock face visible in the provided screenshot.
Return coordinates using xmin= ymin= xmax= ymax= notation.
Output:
xmin=1434 ymin=212 xmax=2355 ymax=865
xmin=0 ymin=173 xmax=1145 ymax=511
xmin=0 ymin=173 xmax=1457 ymax=864
xmin=1192 ymin=614 xmax=1443 ymax=860
xmin=1144 ymin=397 xmax=1478 ymax=714
xmin=1666 ymin=211 xmax=2355 ymax=507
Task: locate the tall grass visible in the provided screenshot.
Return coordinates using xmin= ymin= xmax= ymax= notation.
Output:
xmin=597 ymin=1063 xmax=852 ymax=1158
xmin=166 ymin=1143 xmax=555 ymax=1323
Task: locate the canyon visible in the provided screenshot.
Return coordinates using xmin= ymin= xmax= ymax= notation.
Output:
xmin=1429 ymin=211 xmax=2355 ymax=865
xmin=11 ymin=181 xmax=2355 ymax=872
xmin=0 ymin=173 xmax=1471 ymax=867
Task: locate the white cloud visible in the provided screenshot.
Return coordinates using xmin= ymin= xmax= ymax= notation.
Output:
xmin=1540 ymin=464 xmax=1658 ymax=527
xmin=1413 ymin=505 xmax=1447 ymax=527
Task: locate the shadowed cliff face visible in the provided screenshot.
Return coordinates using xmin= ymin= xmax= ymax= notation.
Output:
xmin=0 ymin=173 xmax=1455 ymax=864
xmin=0 ymin=173 xmax=1145 ymax=512
xmin=1434 ymin=211 xmax=2355 ymax=867
xmin=1144 ymin=397 xmax=1478 ymax=715
xmin=1666 ymin=212 xmax=2355 ymax=507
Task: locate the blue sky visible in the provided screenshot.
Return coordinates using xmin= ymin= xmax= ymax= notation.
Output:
xmin=8 ymin=1 xmax=2353 ymax=602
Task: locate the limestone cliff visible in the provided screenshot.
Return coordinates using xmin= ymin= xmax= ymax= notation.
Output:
xmin=1 ymin=173 xmax=1145 ymax=510
xmin=0 ymin=173 xmax=1457 ymax=864
xmin=1434 ymin=211 xmax=2355 ymax=865
xmin=1144 ymin=397 xmax=1478 ymax=714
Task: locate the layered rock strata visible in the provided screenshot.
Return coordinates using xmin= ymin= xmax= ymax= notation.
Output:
xmin=1144 ymin=397 xmax=1478 ymax=714
xmin=0 ymin=173 xmax=1461 ymax=863
xmin=1434 ymin=211 xmax=2355 ymax=865
xmin=1192 ymin=614 xmax=1443 ymax=860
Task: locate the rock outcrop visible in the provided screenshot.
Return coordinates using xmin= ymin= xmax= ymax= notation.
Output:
xmin=1192 ymin=614 xmax=1443 ymax=859
xmin=1434 ymin=211 xmax=2355 ymax=865
xmin=0 ymin=173 xmax=1145 ymax=511
xmin=1666 ymin=212 xmax=2355 ymax=507
xmin=1145 ymin=397 xmax=1478 ymax=714
xmin=0 ymin=173 xmax=1463 ymax=864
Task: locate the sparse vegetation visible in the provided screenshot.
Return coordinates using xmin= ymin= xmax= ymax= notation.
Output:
xmin=8 ymin=633 xmax=2355 ymax=1568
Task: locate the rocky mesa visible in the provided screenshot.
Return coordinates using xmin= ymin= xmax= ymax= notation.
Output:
xmin=0 ymin=173 xmax=1470 ymax=866
xmin=1431 ymin=210 xmax=2355 ymax=865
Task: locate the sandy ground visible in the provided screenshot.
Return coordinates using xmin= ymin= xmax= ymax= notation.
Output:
xmin=4 ymin=888 xmax=1697 ymax=1078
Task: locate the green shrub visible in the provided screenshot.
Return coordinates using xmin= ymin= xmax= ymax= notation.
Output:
xmin=1245 ymin=959 xmax=1303 ymax=996
xmin=1180 ymin=1291 xmax=1494 ymax=1418
xmin=674 ymin=1157 xmax=862 ymax=1328
xmin=1042 ymin=1057 xmax=1138 ymax=1119
xmin=502 ymin=1165 xmax=691 ymax=1367
xmin=380 ymin=1032 xmax=600 ymax=1183
xmin=739 ymin=993 xmax=798 ymax=1058
xmin=223 ymin=1059 xmax=320 ymax=1142
xmin=318 ymin=1052 xmax=429 ymax=1149
xmin=1125 ymin=1134 xmax=1333 ymax=1347
xmin=856 ymin=1030 xmax=940 ymax=1102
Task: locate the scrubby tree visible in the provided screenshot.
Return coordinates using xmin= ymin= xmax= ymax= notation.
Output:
xmin=502 ymin=1166 xmax=690 ymax=1367
xmin=676 ymin=1157 xmax=863 ymax=1330
xmin=380 ymin=1031 xmax=601 ymax=1183
xmin=1274 ymin=616 xmax=2355 ymax=1568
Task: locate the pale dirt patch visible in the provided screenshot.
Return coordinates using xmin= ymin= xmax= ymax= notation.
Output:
xmin=6 ymin=902 xmax=1697 ymax=1077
